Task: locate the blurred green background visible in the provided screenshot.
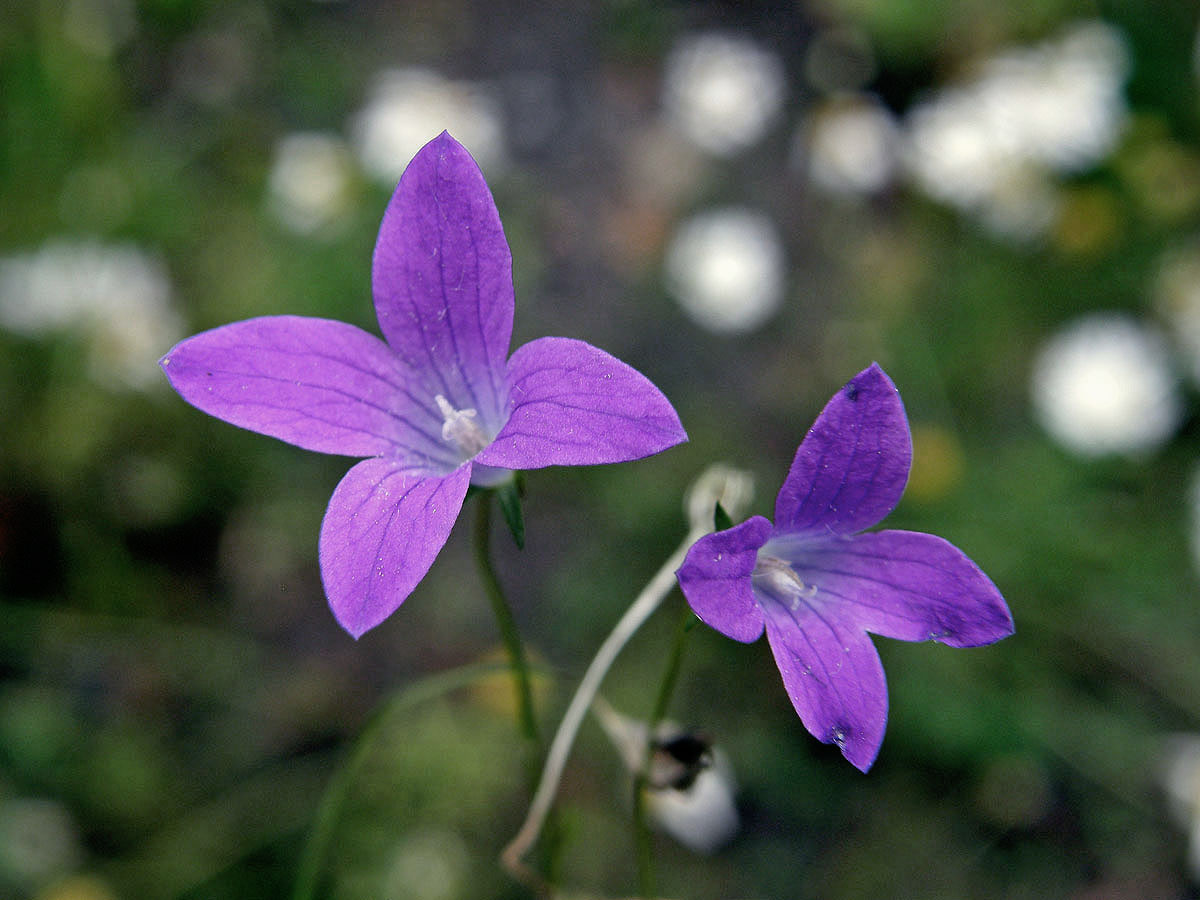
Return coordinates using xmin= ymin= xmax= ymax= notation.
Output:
xmin=5 ymin=0 xmax=1200 ymax=898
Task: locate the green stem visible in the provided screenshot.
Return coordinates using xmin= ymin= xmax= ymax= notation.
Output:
xmin=633 ymin=605 xmax=695 ymax=898
xmin=473 ymin=490 xmax=540 ymax=745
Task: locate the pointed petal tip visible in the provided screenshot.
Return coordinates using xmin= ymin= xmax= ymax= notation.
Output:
xmin=330 ymin=587 xmax=396 ymax=639
xmin=479 ymin=337 xmax=688 ymax=470
xmin=821 ymin=717 xmax=881 ymax=771
xmin=412 ymin=129 xmax=476 ymax=170
xmin=844 ymin=740 xmax=879 ymax=773
xmin=932 ymin=553 xmax=1015 ymax=649
xmin=336 ymin=616 xmax=369 ymax=641
xmin=416 ymin=129 xmax=454 ymax=154
xmin=774 ymin=361 xmax=911 ymax=536
xmin=764 ymin=611 xmax=889 ymax=775
xmin=805 ymin=702 xmax=886 ymax=774
xmin=372 ymin=127 xmax=513 ymax=420
xmin=159 ymin=317 xmax=424 ymax=458
xmin=158 ymin=339 xmax=183 ymax=374
xmin=821 ymin=716 xmax=883 ymax=772
xmin=845 ymin=361 xmax=898 ymax=399
xmin=325 ymin=581 xmax=410 ymax=642
xmin=804 ymin=712 xmax=883 ymax=773
xmin=986 ymin=586 xmax=1016 ymax=640
xmin=976 ymin=598 xmax=1016 ymax=645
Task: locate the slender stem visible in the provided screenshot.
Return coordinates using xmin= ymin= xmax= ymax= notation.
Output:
xmin=499 ymin=464 xmax=754 ymax=894
xmin=500 ymin=523 xmax=707 ymax=884
xmin=473 ymin=491 xmax=540 ymax=745
xmin=650 ymin=607 xmax=694 ymax=728
xmin=633 ymin=607 xmax=695 ymax=897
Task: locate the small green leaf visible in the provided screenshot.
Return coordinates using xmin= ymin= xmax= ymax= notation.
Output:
xmin=496 ymin=477 xmax=525 ymax=549
xmin=713 ymin=501 xmax=733 ymax=533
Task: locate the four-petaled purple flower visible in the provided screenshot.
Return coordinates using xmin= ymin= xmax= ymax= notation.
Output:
xmin=161 ymin=132 xmax=686 ymax=638
xmin=676 ymin=364 xmax=1012 ymax=771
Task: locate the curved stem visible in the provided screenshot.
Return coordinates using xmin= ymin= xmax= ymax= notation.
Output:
xmin=499 ymin=464 xmax=754 ymax=894
xmin=473 ymin=491 xmax=540 ymax=745
xmin=501 ymin=523 xmax=707 ymax=882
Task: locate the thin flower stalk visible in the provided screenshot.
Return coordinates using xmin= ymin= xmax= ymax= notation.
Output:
xmin=633 ymin=607 xmax=695 ymax=897
xmin=473 ymin=491 xmax=540 ymax=745
xmin=501 ymin=465 xmax=753 ymax=885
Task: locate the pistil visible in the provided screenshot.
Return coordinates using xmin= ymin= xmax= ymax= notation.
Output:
xmin=752 ymin=554 xmax=817 ymax=610
xmin=435 ymin=394 xmax=490 ymax=457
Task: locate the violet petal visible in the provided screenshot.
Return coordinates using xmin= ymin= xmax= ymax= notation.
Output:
xmin=159 ymin=316 xmax=447 ymax=462
xmin=475 ymin=336 xmax=687 ymax=469
xmin=372 ymin=132 xmax=513 ymax=431
xmin=676 ymin=517 xmax=773 ymax=643
xmin=319 ymin=458 xmax=472 ymax=638
xmin=761 ymin=602 xmax=888 ymax=772
xmin=781 ymin=530 xmax=1014 ymax=647
xmin=774 ymin=363 xmax=911 ymax=537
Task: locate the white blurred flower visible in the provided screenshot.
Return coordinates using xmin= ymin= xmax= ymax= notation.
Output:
xmin=593 ymin=700 xmax=739 ymax=855
xmin=1031 ymin=314 xmax=1183 ymax=458
xmin=1160 ymin=734 xmax=1200 ymax=882
xmin=267 ymin=132 xmax=356 ymax=235
xmin=904 ymin=93 xmax=1062 ymax=239
xmin=978 ymin=21 xmax=1128 ymax=173
xmin=90 ymin=298 xmax=182 ymax=391
xmin=665 ymin=208 xmax=785 ymax=334
xmin=905 ymin=86 xmax=1017 ymax=211
xmin=904 ymin=21 xmax=1128 ymax=237
xmin=643 ymin=747 xmax=739 ymax=854
xmin=663 ymin=32 xmax=786 ymax=157
xmin=351 ymin=68 xmax=505 ymax=185
xmin=0 ymin=797 xmax=81 ymax=888
xmin=803 ymin=94 xmax=899 ymax=195
xmin=0 ymin=239 xmax=181 ymax=390
xmin=382 ymin=827 xmax=470 ymax=900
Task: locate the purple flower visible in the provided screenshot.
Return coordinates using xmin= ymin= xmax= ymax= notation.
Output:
xmin=676 ymin=364 xmax=1012 ymax=771
xmin=161 ymin=132 xmax=686 ymax=638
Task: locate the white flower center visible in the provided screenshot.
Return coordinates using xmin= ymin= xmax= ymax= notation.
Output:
xmin=435 ymin=394 xmax=489 ymax=458
xmin=751 ymin=554 xmax=817 ymax=611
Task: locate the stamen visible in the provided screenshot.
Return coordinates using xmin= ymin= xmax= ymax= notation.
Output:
xmin=435 ymin=394 xmax=490 ymax=457
xmin=752 ymin=554 xmax=817 ymax=610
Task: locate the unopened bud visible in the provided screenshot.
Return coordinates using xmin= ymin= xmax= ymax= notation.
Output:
xmin=685 ymin=464 xmax=754 ymax=532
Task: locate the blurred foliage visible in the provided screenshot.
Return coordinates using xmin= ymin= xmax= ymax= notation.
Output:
xmin=4 ymin=0 xmax=1200 ymax=898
